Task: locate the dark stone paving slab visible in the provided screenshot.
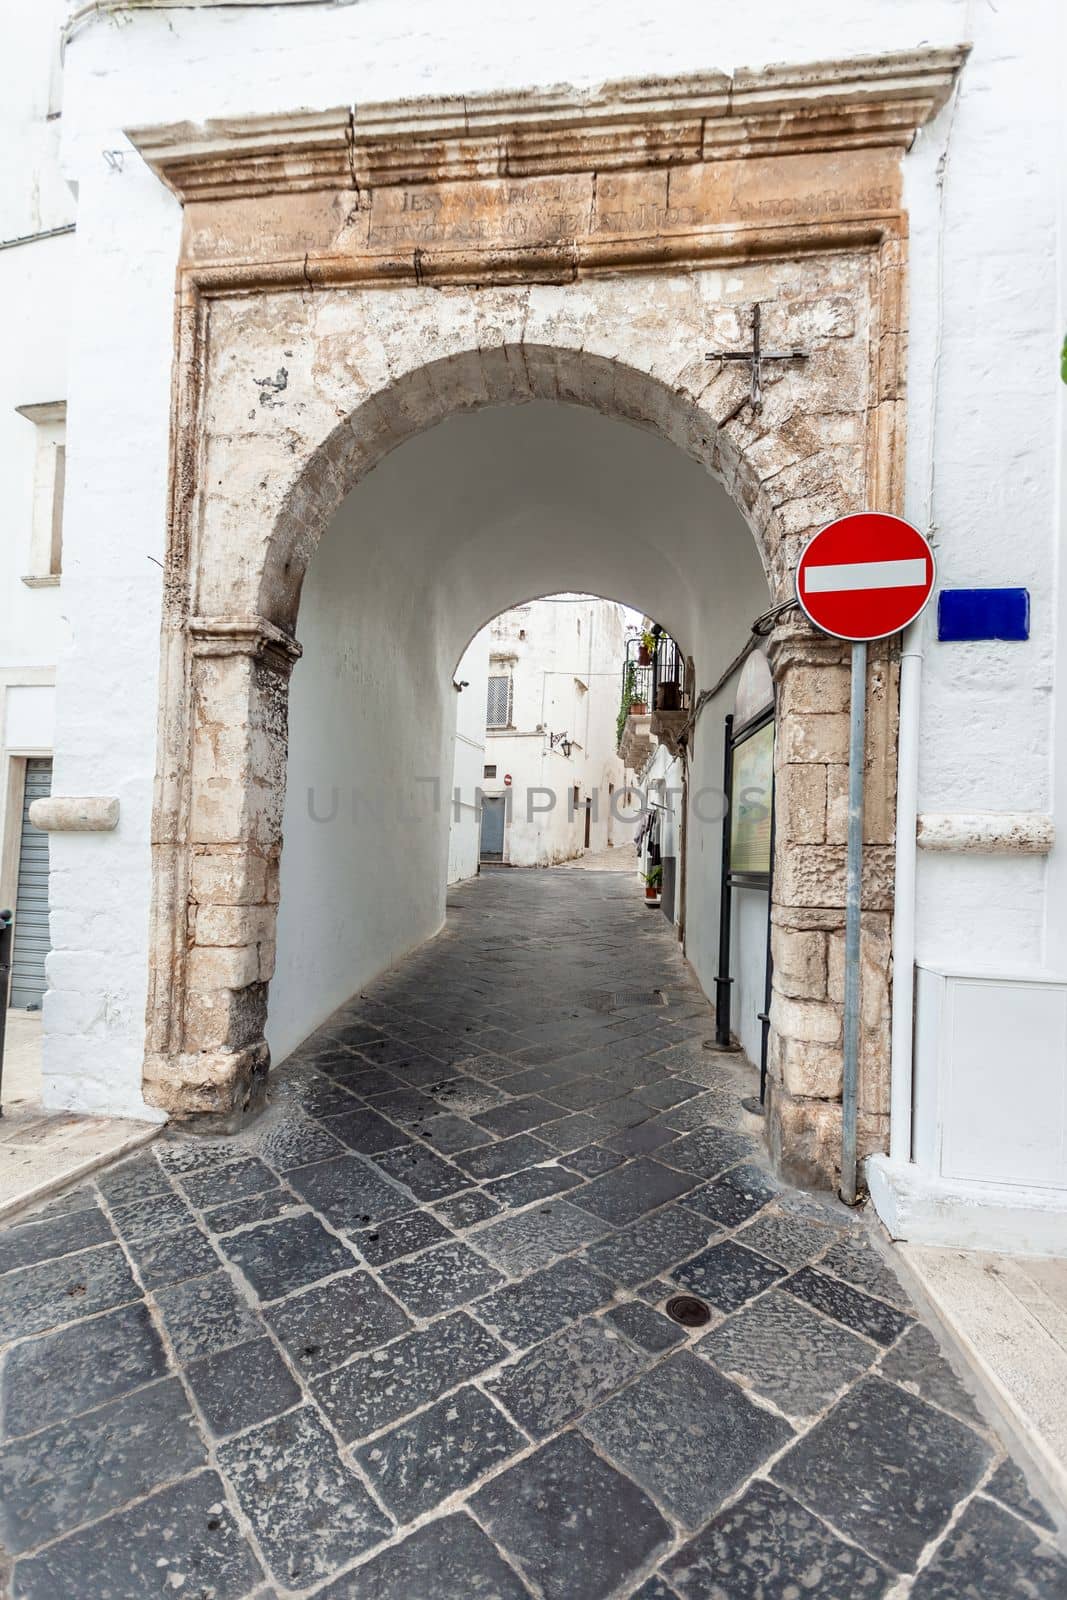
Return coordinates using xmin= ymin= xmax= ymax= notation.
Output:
xmin=472 ymin=1199 xmax=608 ymax=1276
xmin=108 ymin=1189 xmax=193 ymax=1243
xmin=0 ymin=1243 xmax=140 ymax=1343
xmin=700 ymin=1286 xmax=875 ymax=1418
xmin=680 ymin=1163 xmax=780 ymax=1227
xmin=984 ymin=1458 xmax=1057 ymax=1532
xmin=818 ymin=1233 xmax=913 ymax=1309
xmin=561 ymin=1141 xmax=627 ymax=1177
xmin=373 ymin=1141 xmax=470 ymax=1200
xmin=266 ymin=1271 xmax=412 ymax=1376
xmin=323 ymin=1106 xmax=411 ymax=1155
xmin=475 ymin=1257 xmax=616 ymax=1348
xmin=583 ymin=1204 xmax=716 ymax=1287
xmin=220 ymin=1212 xmax=356 ymax=1302
xmin=381 ymin=1239 xmax=503 ymax=1316
xmin=783 ymin=1265 xmax=912 ymax=1347
xmin=486 ymin=1315 xmax=648 ymax=1438
xmin=734 ymin=1205 xmax=840 ymax=1269
xmin=605 ymin=1299 xmax=686 ymax=1354
xmin=433 ymin=1189 xmax=502 ymax=1228
xmin=313 ymin=1311 xmax=507 ymax=1441
xmin=772 ymin=1376 xmax=992 ymax=1572
xmin=252 ymin=1113 xmax=345 ymax=1171
xmin=454 ymin=1133 xmax=556 ymax=1181
xmin=663 ymin=1125 xmax=760 ymax=1178
xmin=570 ymin=1157 xmax=699 ymax=1225
xmin=0 ymin=1376 xmax=205 ymax=1555
xmin=909 ymin=1495 xmax=1067 ymax=1598
xmin=123 ymin=1223 xmax=221 ymax=1287
xmin=877 ymin=1323 xmax=985 ymax=1427
xmin=186 ymin=1335 xmax=301 ymax=1436
xmin=671 ymin=1237 xmax=785 ymax=1312
xmin=315 ymin=1512 xmax=530 ymax=1599
xmin=582 ymin=1350 xmax=793 ymax=1528
xmin=2 ymin=1299 xmax=167 ymax=1437
xmin=664 ymin=1479 xmax=893 ymax=1599
xmin=485 ymin=1164 xmax=583 ymax=1208
xmin=178 ymin=1154 xmax=279 ymax=1210
xmin=631 ymin=1579 xmax=682 ymax=1600
xmin=418 ymin=1111 xmax=496 ymax=1154
xmin=155 ymin=1269 xmax=262 ymax=1360
xmin=218 ymin=1405 xmax=392 ymax=1588
xmin=353 ymin=1208 xmax=454 ymax=1265
xmin=94 ymin=1153 xmax=172 ymax=1207
xmin=0 ymin=1205 xmax=114 ymax=1273
xmin=471 ymin=1431 xmax=672 ymax=1600
xmin=11 ymin=1469 xmax=263 ymax=1600
xmin=356 ymin=1385 xmax=524 ymax=1521
xmin=204 ymin=1188 xmax=301 ymax=1235
xmin=286 ymin=1153 xmax=414 ymax=1228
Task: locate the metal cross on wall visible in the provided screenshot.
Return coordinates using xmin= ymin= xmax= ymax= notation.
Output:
xmin=705 ymin=302 xmax=808 ymax=413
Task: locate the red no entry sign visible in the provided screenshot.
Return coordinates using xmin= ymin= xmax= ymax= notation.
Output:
xmin=796 ymin=512 xmax=935 ymax=641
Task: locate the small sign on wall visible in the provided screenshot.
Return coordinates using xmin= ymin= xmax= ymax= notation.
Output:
xmin=937 ymin=588 xmax=1030 ymax=642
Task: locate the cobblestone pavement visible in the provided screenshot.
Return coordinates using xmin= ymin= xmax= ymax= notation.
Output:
xmin=1 ymin=870 xmax=1064 ymax=1599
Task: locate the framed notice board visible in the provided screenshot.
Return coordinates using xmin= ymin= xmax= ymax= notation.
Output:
xmin=729 ymin=716 xmax=774 ymax=882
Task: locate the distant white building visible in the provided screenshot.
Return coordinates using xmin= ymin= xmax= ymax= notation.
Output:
xmin=447 ymin=630 xmax=491 ymax=885
xmin=471 ymin=596 xmax=633 ymax=868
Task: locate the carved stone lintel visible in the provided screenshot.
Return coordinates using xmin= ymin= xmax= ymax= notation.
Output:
xmin=188 ymin=615 xmax=302 ymax=674
xmin=129 ymin=47 xmax=968 ymax=202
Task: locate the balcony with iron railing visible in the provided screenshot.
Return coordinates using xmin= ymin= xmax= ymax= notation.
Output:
xmin=616 ymin=626 xmax=688 ymax=767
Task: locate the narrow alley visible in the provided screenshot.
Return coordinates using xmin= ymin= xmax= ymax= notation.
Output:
xmin=0 ymin=868 xmax=1062 ymax=1598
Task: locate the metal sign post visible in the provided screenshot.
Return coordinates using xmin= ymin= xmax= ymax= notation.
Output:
xmin=840 ymin=642 xmax=867 ymax=1205
xmin=795 ymin=513 xmax=936 ymax=1205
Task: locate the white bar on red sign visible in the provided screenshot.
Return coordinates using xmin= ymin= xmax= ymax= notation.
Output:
xmin=803 ymin=558 xmax=927 ymax=593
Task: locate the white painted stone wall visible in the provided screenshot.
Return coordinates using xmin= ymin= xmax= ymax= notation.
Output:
xmin=14 ymin=0 xmax=1059 ymax=1184
xmin=0 ymin=0 xmax=72 ymax=980
xmin=448 ymin=629 xmax=491 ymax=886
xmin=481 ymin=597 xmax=629 ymax=868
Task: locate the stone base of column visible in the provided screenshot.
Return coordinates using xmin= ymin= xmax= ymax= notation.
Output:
xmin=767 ymin=1084 xmax=888 ymax=1193
xmin=143 ymin=1040 xmax=270 ymax=1129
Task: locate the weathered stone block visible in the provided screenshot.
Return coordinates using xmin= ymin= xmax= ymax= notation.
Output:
xmin=769 ymin=993 xmax=840 ymax=1045
xmin=779 ymin=1036 xmax=842 ymax=1100
xmin=771 ymin=925 xmax=827 ymax=999
xmin=778 ymin=713 xmax=850 ymax=765
xmin=774 ymin=764 xmax=826 ymax=844
xmin=778 ymin=664 xmax=851 ymax=718
xmin=190 ymin=850 xmax=269 ymax=906
xmin=195 ymin=903 xmax=276 ymax=948
xmin=187 ymin=944 xmax=260 ymax=992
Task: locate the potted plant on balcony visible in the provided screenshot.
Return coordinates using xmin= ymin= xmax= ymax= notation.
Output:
xmin=643 ymin=863 xmax=662 ymax=904
xmin=637 ymin=629 xmax=656 ymax=666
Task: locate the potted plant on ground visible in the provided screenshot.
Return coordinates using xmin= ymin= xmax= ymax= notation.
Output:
xmin=643 ymin=863 xmax=662 ymax=904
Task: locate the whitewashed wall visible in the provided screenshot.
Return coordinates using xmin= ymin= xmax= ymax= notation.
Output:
xmin=24 ymin=0 xmax=1062 ymax=1128
xmin=448 ymin=629 xmax=490 ymax=885
xmin=482 ymin=597 xmax=629 ymax=868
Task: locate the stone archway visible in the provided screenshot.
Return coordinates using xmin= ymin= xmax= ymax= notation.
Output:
xmin=131 ymin=47 xmax=964 ymax=1186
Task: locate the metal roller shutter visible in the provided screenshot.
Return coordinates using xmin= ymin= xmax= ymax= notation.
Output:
xmin=11 ymin=758 xmax=52 ymax=1009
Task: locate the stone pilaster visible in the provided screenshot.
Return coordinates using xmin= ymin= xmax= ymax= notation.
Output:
xmin=764 ymin=616 xmax=893 ymax=1189
xmin=143 ymin=616 xmax=300 ymax=1124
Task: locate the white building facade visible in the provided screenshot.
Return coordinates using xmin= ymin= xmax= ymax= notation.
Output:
xmin=476 ymin=596 xmax=631 ymax=868
xmin=0 ymin=1 xmax=1063 ymax=1250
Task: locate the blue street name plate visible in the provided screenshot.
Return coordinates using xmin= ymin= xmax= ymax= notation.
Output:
xmin=937 ymin=588 xmax=1029 ymax=642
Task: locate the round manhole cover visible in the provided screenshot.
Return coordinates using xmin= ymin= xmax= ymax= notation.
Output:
xmin=665 ymin=1294 xmax=712 ymax=1328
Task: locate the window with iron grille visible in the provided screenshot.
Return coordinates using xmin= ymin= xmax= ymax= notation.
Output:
xmin=486 ymin=674 xmax=512 ymax=728
xmin=484 ymin=764 xmax=497 ymax=779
